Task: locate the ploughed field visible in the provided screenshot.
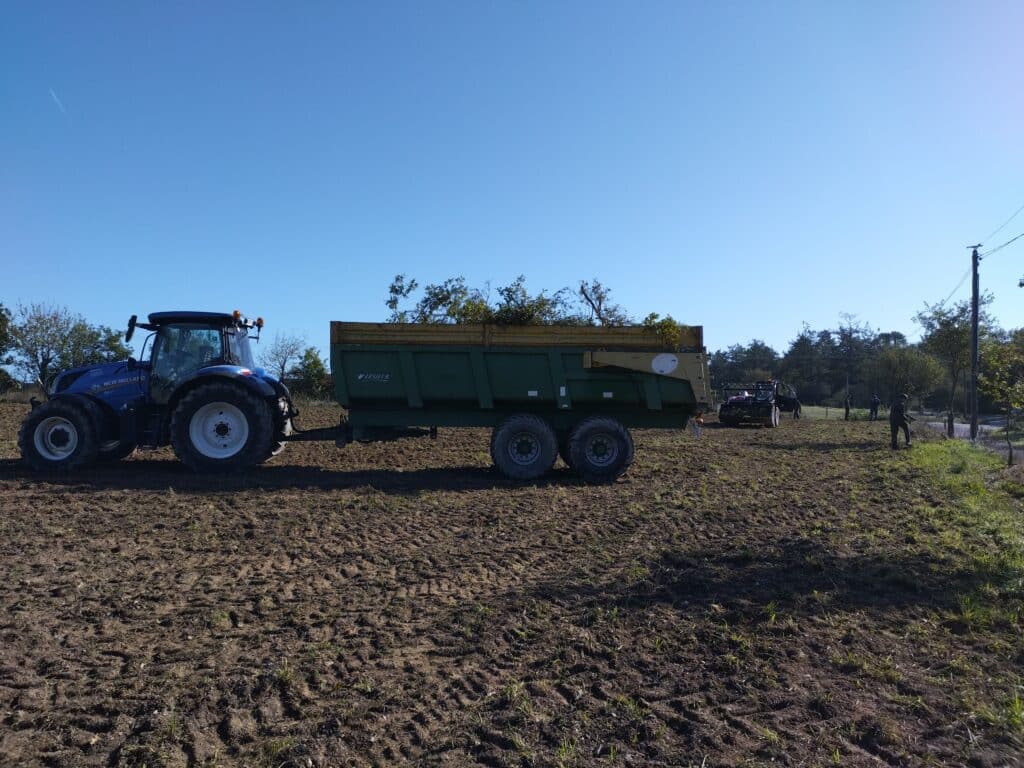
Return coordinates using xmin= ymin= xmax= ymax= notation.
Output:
xmin=1 ymin=401 xmax=1022 ymax=767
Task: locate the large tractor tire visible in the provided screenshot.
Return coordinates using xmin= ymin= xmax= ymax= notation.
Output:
xmin=18 ymin=399 xmax=99 ymax=472
xmin=568 ymin=416 xmax=634 ymax=483
xmin=171 ymin=383 xmax=272 ymax=472
xmin=490 ymin=414 xmax=558 ymax=481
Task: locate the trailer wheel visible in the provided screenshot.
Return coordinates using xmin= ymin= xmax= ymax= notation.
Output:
xmin=18 ymin=399 xmax=99 ymax=472
xmin=171 ymin=383 xmax=272 ymax=472
xmin=568 ymin=417 xmax=634 ymax=483
xmin=490 ymin=414 xmax=558 ymax=481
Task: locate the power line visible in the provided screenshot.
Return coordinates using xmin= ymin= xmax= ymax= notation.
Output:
xmin=982 ymin=200 xmax=1024 ymax=243
xmin=980 ymin=230 xmax=1024 ymax=260
xmin=939 ymin=267 xmax=971 ymax=306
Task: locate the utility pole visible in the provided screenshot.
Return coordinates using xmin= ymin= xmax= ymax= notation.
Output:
xmin=969 ymin=244 xmax=981 ymax=442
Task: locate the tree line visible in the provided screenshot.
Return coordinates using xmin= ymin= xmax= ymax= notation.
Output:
xmin=3 ymin=283 xmax=1022 ymax=427
xmin=711 ymin=297 xmax=1024 ymax=420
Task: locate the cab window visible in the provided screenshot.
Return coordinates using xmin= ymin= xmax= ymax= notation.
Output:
xmin=150 ymin=324 xmax=224 ymax=403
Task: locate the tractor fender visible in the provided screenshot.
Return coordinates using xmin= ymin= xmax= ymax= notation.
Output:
xmin=167 ymin=370 xmax=276 ymax=416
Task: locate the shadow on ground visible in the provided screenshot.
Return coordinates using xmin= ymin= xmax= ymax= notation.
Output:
xmin=532 ymin=538 xmax=1011 ymax=623
xmin=0 ymin=458 xmax=584 ymax=494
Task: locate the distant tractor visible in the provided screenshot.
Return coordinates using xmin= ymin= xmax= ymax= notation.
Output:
xmin=19 ymin=312 xmax=296 ymax=472
xmin=717 ymin=380 xmax=790 ymax=427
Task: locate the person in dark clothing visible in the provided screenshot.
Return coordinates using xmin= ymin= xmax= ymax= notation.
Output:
xmin=793 ymin=399 xmax=801 ymax=419
xmin=844 ymin=394 xmax=851 ymax=421
xmin=869 ymin=394 xmax=881 ymax=422
xmin=889 ymin=393 xmax=914 ymax=449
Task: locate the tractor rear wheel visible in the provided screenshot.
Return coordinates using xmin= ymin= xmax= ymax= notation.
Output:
xmin=568 ymin=417 xmax=634 ymax=483
xmin=490 ymin=414 xmax=557 ymax=481
xmin=171 ymin=383 xmax=272 ymax=472
xmin=18 ymin=399 xmax=99 ymax=472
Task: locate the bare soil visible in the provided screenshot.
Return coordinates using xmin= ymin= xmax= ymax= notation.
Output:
xmin=1 ymin=402 xmax=1022 ymax=767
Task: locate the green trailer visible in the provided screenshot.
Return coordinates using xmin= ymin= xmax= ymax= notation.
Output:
xmin=327 ymin=322 xmax=710 ymax=482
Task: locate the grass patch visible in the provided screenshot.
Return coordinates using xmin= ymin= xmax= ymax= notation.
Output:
xmin=907 ymin=442 xmax=1024 ymax=583
xmin=801 ymin=405 xmax=873 ymax=420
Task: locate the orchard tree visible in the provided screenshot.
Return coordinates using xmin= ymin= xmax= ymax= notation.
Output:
xmin=876 ymin=346 xmax=943 ymax=404
xmin=577 ymin=279 xmax=630 ymax=325
xmin=288 ymin=347 xmax=332 ymax=399
xmin=979 ymin=334 xmax=1024 ymax=466
xmin=260 ymin=332 xmax=306 ymax=381
xmin=386 ymin=274 xmax=636 ymax=327
xmin=0 ymin=302 xmax=11 ymax=360
xmin=915 ymin=297 xmax=994 ymax=427
xmin=10 ymin=303 xmax=130 ymax=388
xmin=0 ymin=368 xmax=17 ymax=394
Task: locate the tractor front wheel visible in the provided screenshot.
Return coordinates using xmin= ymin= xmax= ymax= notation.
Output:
xmin=171 ymin=383 xmax=272 ymax=472
xmin=18 ymin=399 xmax=99 ymax=472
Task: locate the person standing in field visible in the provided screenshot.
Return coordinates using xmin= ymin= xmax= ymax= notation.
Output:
xmin=844 ymin=394 xmax=851 ymax=421
xmin=869 ymin=394 xmax=881 ymax=422
xmin=889 ymin=393 xmax=914 ymax=449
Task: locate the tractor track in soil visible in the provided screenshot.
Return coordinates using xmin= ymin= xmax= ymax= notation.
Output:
xmin=0 ymin=402 xmax=1022 ymax=767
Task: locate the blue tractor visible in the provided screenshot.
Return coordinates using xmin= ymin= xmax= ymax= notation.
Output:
xmin=18 ymin=311 xmax=297 ymax=472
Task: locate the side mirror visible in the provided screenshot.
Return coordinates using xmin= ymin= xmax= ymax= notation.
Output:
xmin=126 ymin=314 xmax=138 ymax=343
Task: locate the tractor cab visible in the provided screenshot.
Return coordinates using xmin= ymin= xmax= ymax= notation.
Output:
xmin=130 ymin=312 xmax=261 ymax=404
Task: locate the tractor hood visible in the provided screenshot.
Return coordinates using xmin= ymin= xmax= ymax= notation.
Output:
xmin=52 ymin=360 xmax=140 ymax=395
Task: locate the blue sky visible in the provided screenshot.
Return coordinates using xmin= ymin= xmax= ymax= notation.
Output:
xmin=2 ymin=1 xmax=1022 ymax=358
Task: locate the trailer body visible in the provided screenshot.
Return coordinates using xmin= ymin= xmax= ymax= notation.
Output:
xmin=330 ymin=322 xmax=710 ymax=481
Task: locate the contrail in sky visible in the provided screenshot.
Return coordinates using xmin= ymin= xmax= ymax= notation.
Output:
xmin=49 ymin=88 xmax=67 ymax=114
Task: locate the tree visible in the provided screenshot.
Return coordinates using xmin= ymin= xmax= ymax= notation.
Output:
xmin=385 ymin=274 xmax=580 ymax=326
xmin=0 ymin=368 xmax=17 ymax=395
xmin=979 ymin=332 xmax=1024 ymax=466
xmin=489 ymin=276 xmax=572 ymax=325
xmin=915 ymin=297 xmax=994 ymax=427
xmin=876 ymin=346 xmax=943 ymax=404
xmin=709 ymin=340 xmax=780 ymax=388
xmin=260 ymin=332 xmax=306 ymax=381
xmin=578 ymin=279 xmax=630 ymax=325
xmin=9 ymin=302 xmax=131 ymax=388
xmin=288 ymin=347 xmax=332 ymax=399
xmin=0 ymin=303 xmax=11 ymax=359
xmin=833 ymin=314 xmax=875 ymax=402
